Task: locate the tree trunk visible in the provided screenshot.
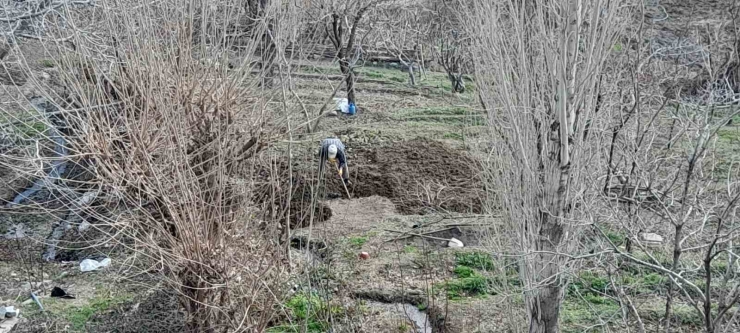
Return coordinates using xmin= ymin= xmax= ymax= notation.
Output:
xmin=260 ymin=20 xmax=277 ymax=88
xmin=449 ymin=73 xmax=465 ymax=93
xmin=664 ymin=223 xmax=684 ymax=332
xmin=407 ymin=62 xmax=416 ymax=85
xmin=340 ymin=59 xmax=356 ymax=105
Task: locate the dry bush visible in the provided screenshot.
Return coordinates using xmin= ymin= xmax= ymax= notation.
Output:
xmin=465 ymin=0 xmax=629 ymax=332
xmin=1 ymin=0 xmax=297 ymax=331
xmin=591 ymin=3 xmax=740 ymax=331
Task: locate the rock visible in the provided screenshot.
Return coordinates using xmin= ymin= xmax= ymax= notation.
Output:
xmin=359 ymin=252 xmax=370 ymax=260
xmin=448 ymin=238 xmax=464 ymax=248
xmin=638 ymin=232 xmax=663 ymax=244
xmin=325 ymin=110 xmax=338 ymax=117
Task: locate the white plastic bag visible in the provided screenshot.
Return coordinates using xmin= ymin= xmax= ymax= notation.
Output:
xmin=80 ymin=257 xmax=111 ymax=272
xmin=333 ymin=98 xmax=349 ymax=114
xmin=448 ymin=238 xmax=464 ymax=248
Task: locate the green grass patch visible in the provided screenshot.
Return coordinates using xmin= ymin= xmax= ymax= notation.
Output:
xmin=268 ymin=293 xmax=339 ymax=333
xmin=455 ymin=251 xmax=494 ymax=271
xmin=403 ymin=245 xmax=417 ymax=254
xmin=348 ymin=236 xmax=368 ymax=248
xmin=443 ymin=132 xmax=464 ymax=141
xmin=568 ymin=271 xmax=610 ymax=298
xmin=714 ymin=127 xmax=740 ymax=175
xmin=393 ymin=106 xmax=484 ymax=126
xmin=638 ymin=302 xmax=704 ymax=326
xmin=441 ymin=274 xmax=491 ymax=300
xmin=561 ymin=298 xmax=621 ymax=331
xmin=453 ymin=265 xmax=475 ymax=278
xmin=363 ymin=70 xmax=384 ymax=79
xmin=605 ymin=230 xmax=625 ymax=246
xmin=40 ymin=59 xmax=55 ymax=68
xmin=0 ymin=110 xmax=48 ymax=140
xmin=23 ymin=292 xmax=133 ymax=332
xmin=65 ymin=297 xmax=123 ymax=331
xmin=438 ymin=254 xmax=517 ymax=300
xmin=296 ymin=65 xmax=339 ymax=75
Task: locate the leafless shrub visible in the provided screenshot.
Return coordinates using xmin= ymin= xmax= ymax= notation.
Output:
xmin=595 ymin=4 xmax=740 ymax=330
xmin=1 ymin=0 xmax=296 ymax=331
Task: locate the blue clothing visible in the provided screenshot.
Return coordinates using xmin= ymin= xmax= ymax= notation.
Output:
xmin=319 ymin=138 xmax=348 ymax=181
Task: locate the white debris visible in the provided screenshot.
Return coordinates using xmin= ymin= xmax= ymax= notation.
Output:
xmin=448 ymin=238 xmax=464 ymax=248
xmin=80 ymin=258 xmax=111 ymax=272
xmin=639 ymin=232 xmax=664 ymax=244
xmin=3 ymin=306 xmax=18 ymax=318
xmin=78 ymin=220 xmax=91 ymax=232
xmin=333 ymin=97 xmax=350 ymax=114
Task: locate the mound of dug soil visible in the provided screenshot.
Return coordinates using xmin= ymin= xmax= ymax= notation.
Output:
xmin=326 ymin=138 xmax=483 ymax=214
xmin=255 ymin=138 xmax=482 ymax=230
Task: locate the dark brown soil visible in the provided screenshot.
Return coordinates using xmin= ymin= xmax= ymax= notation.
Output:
xmin=325 ymin=138 xmax=483 ymax=215
xmin=254 ymin=138 xmax=482 ymax=231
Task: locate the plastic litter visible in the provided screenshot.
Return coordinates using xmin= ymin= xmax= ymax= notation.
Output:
xmin=51 ymin=287 xmax=75 ymax=299
xmin=3 ymin=306 xmax=18 ymax=318
xmin=80 ymin=257 xmax=111 ymax=272
xmin=447 ymin=238 xmax=464 ymax=248
xmin=333 ymin=98 xmax=349 ymax=114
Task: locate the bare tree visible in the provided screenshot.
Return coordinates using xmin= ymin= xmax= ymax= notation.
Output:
xmin=590 ymin=2 xmax=740 ymax=331
xmin=466 ymin=1 xmax=628 ymax=332
xmin=315 ymin=0 xmax=388 ymax=106
xmin=429 ymin=0 xmax=468 ymax=93
xmin=375 ymin=1 xmax=429 ymax=86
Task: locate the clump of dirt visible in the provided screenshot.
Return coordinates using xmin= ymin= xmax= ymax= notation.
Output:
xmin=325 ymin=138 xmax=483 ymax=215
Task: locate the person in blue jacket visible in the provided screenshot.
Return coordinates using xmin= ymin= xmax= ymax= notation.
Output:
xmin=319 ymin=137 xmax=349 ymax=185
